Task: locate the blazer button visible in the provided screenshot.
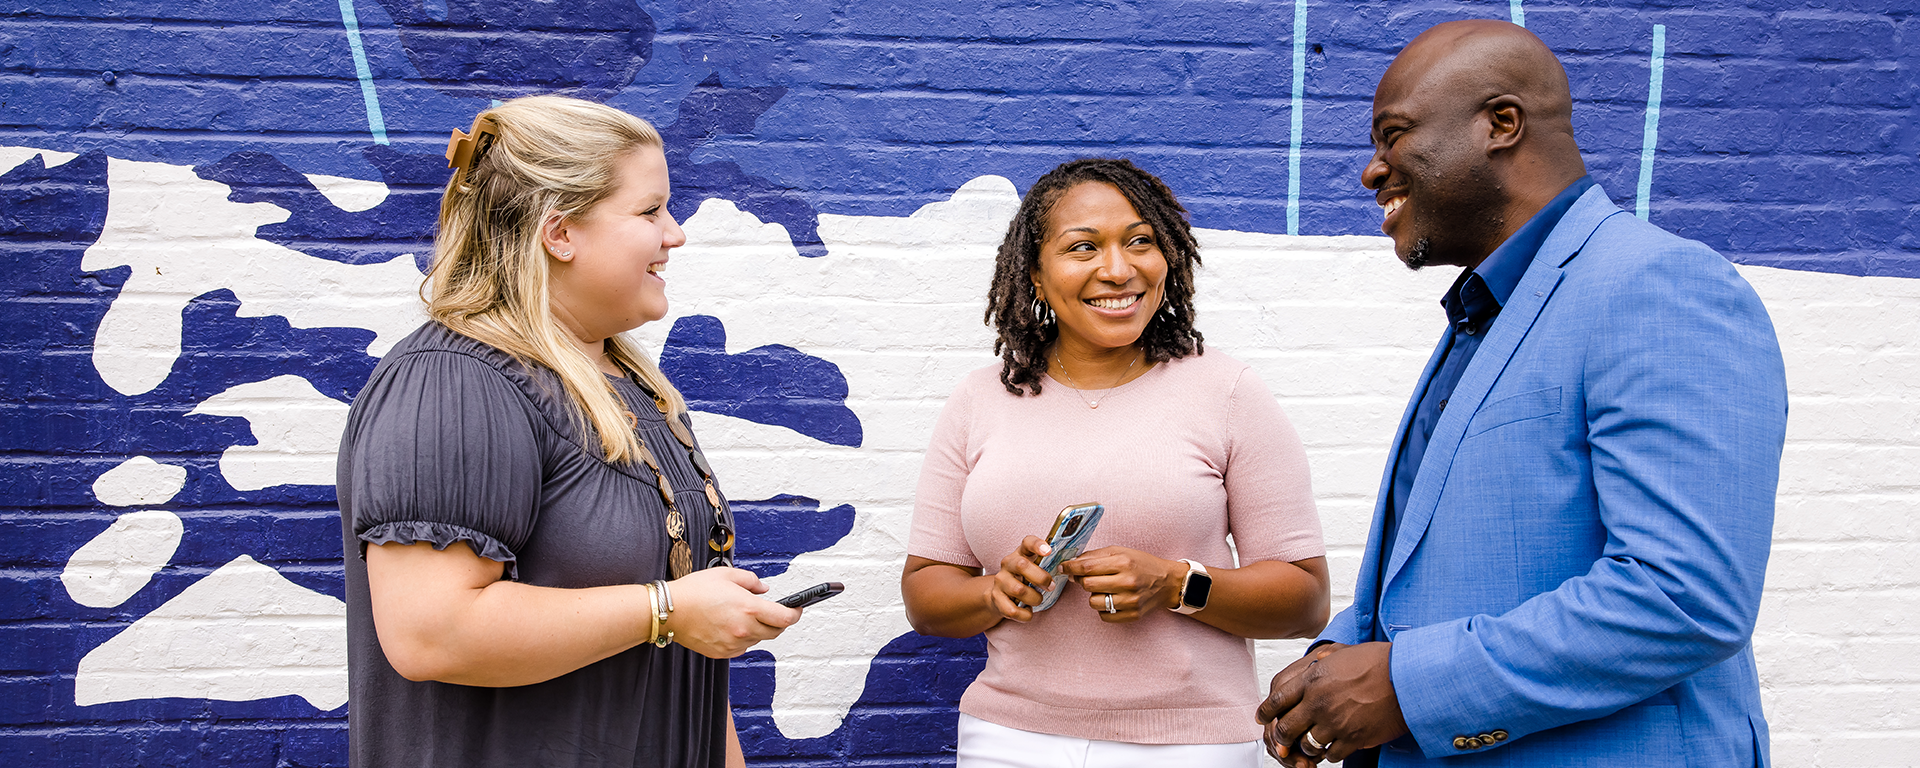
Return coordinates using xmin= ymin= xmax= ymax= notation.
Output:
xmin=1491 ymin=730 xmax=1508 ymax=741
xmin=1453 ymin=737 xmax=1472 ymax=750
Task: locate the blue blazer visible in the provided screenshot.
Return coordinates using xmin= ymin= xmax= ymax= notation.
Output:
xmin=1321 ymin=186 xmax=1788 ymax=767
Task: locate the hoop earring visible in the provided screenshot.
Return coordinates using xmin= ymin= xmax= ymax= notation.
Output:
xmin=1031 ymin=297 xmax=1055 ymax=327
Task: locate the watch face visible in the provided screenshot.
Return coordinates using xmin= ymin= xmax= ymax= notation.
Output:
xmin=1183 ymin=570 xmax=1212 ymax=608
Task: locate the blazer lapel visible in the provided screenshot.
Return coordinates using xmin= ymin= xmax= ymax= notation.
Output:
xmin=1352 ymin=330 xmax=1452 ymax=630
xmin=1379 ymin=187 xmax=1626 ymax=590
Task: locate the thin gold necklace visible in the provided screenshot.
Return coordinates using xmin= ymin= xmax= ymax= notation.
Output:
xmin=1054 ymin=349 xmax=1141 ymax=410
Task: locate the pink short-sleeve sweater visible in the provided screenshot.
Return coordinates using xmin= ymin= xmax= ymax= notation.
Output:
xmin=908 ymin=349 xmax=1324 ymax=745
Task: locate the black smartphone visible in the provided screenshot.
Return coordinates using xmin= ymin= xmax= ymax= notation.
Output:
xmin=775 ymin=581 xmax=844 ymax=609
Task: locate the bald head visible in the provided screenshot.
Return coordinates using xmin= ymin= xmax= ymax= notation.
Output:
xmin=1361 ymin=20 xmax=1589 ymax=270
xmin=1380 ymin=20 xmax=1584 ymax=180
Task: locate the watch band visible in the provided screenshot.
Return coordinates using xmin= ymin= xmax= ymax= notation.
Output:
xmin=1172 ymin=559 xmax=1211 ymax=615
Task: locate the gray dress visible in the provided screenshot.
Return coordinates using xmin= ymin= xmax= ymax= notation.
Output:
xmin=337 ymin=322 xmax=728 ymax=768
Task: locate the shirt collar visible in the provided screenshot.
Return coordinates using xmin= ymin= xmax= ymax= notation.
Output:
xmin=1442 ymin=176 xmax=1594 ymax=328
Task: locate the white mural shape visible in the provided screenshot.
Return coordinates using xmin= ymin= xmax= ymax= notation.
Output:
xmin=56 ymin=151 xmax=369 ymax=712
xmin=62 ymin=511 xmax=185 ymax=609
xmin=190 ymin=375 xmax=353 ymax=490
xmin=0 ymin=146 xmax=77 ymax=172
xmin=74 ymin=554 xmax=348 ymax=711
xmin=302 ymin=172 xmax=389 ymax=213
xmin=1741 ymin=265 xmax=1920 ymax=493
xmin=80 ymin=155 xmax=425 ymax=396
xmin=91 ymin=455 xmax=188 ymax=507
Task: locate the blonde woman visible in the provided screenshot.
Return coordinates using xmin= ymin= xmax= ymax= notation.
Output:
xmin=337 ymin=96 xmax=799 ymax=768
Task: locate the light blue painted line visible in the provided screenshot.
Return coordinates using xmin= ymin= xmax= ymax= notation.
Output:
xmin=338 ymin=0 xmax=389 ymax=145
xmin=1287 ymin=0 xmax=1308 ymax=236
xmin=1509 ymin=0 xmax=1525 ymax=27
xmin=1636 ymin=24 xmax=1666 ymax=220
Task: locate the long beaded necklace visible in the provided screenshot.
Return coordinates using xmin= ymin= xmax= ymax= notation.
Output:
xmin=1053 ymin=348 xmax=1142 ymax=410
xmin=611 ymin=360 xmax=735 ymax=579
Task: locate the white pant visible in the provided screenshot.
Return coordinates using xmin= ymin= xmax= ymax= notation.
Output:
xmin=956 ymin=714 xmax=1262 ymax=768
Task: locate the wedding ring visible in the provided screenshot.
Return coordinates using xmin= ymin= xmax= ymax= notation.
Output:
xmin=1104 ymin=594 xmax=1117 ymax=613
xmin=1302 ymin=731 xmax=1327 ymax=755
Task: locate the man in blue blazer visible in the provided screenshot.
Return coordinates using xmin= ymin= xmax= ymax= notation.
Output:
xmin=1257 ymin=20 xmax=1788 ymax=768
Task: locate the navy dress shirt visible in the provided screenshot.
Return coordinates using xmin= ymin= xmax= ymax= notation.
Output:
xmin=1373 ymin=177 xmax=1595 ymax=640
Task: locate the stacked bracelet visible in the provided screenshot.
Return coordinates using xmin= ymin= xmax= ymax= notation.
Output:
xmin=645 ymin=584 xmax=663 ymax=646
xmin=650 ymin=579 xmax=675 ymax=648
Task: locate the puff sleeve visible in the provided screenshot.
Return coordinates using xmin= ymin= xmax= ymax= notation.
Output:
xmin=341 ymin=350 xmax=544 ymax=580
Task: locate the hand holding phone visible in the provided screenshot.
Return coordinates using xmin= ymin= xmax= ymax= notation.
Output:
xmin=774 ymin=582 xmax=843 ymax=609
xmin=1028 ymin=502 xmax=1105 ymax=611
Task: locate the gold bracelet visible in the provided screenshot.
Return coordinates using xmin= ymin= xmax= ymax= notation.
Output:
xmin=645 ymin=583 xmax=662 ymax=645
xmin=651 ymin=579 xmax=675 ymax=648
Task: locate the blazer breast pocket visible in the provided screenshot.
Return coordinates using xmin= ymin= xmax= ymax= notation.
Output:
xmin=1464 ymin=386 xmax=1563 ymax=439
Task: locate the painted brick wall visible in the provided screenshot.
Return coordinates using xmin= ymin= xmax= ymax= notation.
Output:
xmin=2 ymin=1 xmax=1915 ymax=767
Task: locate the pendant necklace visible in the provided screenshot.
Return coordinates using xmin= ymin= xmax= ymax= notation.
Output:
xmin=1054 ymin=349 xmax=1141 ymax=410
xmin=611 ymin=359 xmax=736 ymax=579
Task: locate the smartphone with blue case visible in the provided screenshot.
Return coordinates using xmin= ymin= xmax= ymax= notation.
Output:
xmin=1028 ymin=502 xmax=1105 ymax=611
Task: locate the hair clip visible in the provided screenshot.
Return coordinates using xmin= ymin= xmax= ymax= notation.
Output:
xmin=445 ymin=114 xmax=501 ymax=184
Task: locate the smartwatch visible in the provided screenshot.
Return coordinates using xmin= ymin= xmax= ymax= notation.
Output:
xmin=1172 ymin=559 xmax=1212 ymax=615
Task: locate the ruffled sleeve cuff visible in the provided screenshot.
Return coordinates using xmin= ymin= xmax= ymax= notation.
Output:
xmin=359 ymin=521 xmax=520 ymax=581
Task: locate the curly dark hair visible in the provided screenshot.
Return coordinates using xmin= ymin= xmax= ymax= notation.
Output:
xmin=986 ymin=158 xmax=1204 ymax=396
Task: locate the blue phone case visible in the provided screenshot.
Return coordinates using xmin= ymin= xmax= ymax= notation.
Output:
xmin=1030 ymin=503 xmax=1105 ymax=611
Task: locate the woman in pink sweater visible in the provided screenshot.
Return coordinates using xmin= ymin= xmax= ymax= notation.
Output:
xmin=902 ymin=158 xmax=1331 ymax=767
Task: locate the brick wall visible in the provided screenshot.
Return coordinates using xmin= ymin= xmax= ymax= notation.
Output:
xmin=2 ymin=1 xmax=1914 ymax=766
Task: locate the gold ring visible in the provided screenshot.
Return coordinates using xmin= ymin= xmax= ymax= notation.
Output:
xmin=1302 ymin=731 xmax=1327 ymax=755
xmin=1104 ymin=594 xmax=1117 ymax=613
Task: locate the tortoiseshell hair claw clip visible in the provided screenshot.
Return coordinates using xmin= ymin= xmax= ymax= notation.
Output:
xmin=445 ymin=114 xmax=501 ymax=188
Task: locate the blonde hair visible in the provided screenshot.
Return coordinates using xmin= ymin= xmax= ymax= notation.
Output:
xmin=425 ymin=95 xmax=685 ymax=465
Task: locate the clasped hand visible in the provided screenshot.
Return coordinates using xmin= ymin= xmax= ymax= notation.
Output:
xmin=986 ymin=535 xmax=1182 ymax=624
xmin=1256 ymin=641 xmax=1409 ymax=766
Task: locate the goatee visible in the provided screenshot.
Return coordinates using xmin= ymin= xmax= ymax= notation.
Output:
xmin=1403 ymin=237 xmax=1432 ymax=271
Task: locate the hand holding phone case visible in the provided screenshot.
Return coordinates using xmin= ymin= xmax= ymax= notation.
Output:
xmin=1029 ymin=502 xmax=1104 ymax=611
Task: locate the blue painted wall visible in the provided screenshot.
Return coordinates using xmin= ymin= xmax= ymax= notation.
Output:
xmin=2 ymin=1 xmax=1914 ymax=766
